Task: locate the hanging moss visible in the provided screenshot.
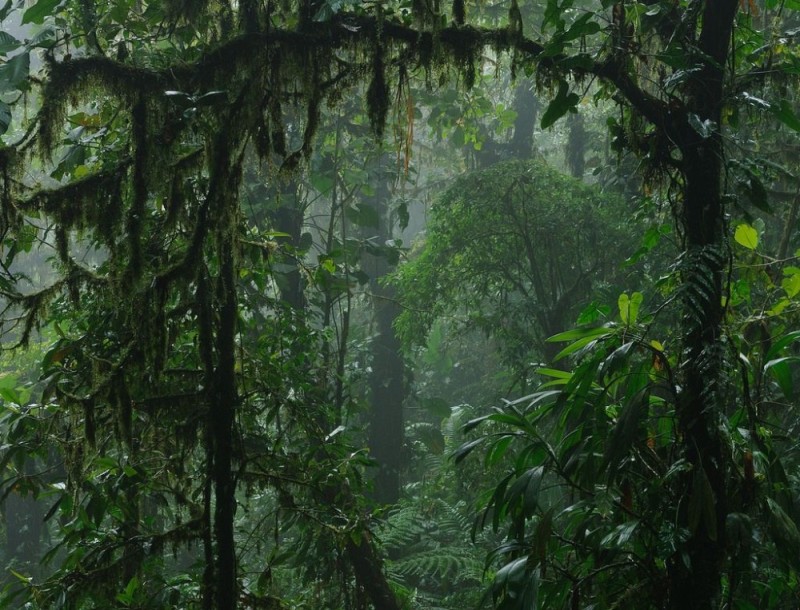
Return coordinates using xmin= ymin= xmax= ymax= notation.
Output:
xmin=441 ymin=27 xmax=482 ymax=89
xmin=125 ymin=96 xmax=149 ymax=286
xmin=268 ymin=53 xmax=288 ymax=157
xmin=0 ymin=148 xmax=23 ymax=236
xmin=24 ymin=163 xmax=128 ymax=247
xmin=367 ymin=46 xmax=390 ymax=138
xmin=83 ymin=397 xmax=96 ymax=448
xmin=38 ymin=57 xmax=166 ymax=161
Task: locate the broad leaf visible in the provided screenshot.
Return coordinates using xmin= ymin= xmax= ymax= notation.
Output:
xmin=734 ymin=223 xmax=758 ymax=250
xmin=0 ymin=51 xmax=29 ymax=92
xmin=0 ymin=31 xmax=20 ymax=55
xmin=772 ymin=99 xmax=800 ymax=132
xmin=22 ymin=0 xmax=61 ymax=24
xmin=540 ymin=80 xmax=579 ymax=129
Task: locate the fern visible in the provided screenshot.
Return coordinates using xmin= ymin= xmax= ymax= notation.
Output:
xmin=379 ymin=496 xmax=489 ymax=608
xmin=390 ymin=547 xmax=482 ymax=582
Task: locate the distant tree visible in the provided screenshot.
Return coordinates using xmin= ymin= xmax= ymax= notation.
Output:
xmin=396 ymin=158 xmax=633 ymax=377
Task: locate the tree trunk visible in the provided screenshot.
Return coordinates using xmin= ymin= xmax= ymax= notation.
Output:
xmin=668 ymin=2 xmax=738 ymax=605
xmin=364 ymin=159 xmax=406 ymax=505
xmin=213 ymin=229 xmax=239 ymax=609
xmin=368 ymin=279 xmax=405 ymax=504
xmin=270 ymin=182 xmax=306 ymax=310
xmin=203 ymin=114 xmax=246 ymax=609
xmin=509 ymin=79 xmax=538 ymax=159
xmin=669 ymin=144 xmax=727 ymax=610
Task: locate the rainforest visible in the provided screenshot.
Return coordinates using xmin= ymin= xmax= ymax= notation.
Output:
xmin=0 ymin=0 xmax=799 ymax=608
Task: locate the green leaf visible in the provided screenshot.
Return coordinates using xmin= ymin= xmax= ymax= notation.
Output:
xmin=688 ymin=113 xmax=716 ymax=138
xmin=782 ymin=267 xmax=800 ymax=298
xmin=453 ymin=438 xmax=485 ymax=464
xmin=0 ymin=0 xmax=13 ymax=22
xmin=27 ymin=26 xmax=58 ymax=50
xmin=548 ymin=325 xmax=614 ymax=343
xmin=0 ymin=31 xmax=20 ymax=55
xmin=0 ymin=51 xmax=30 ymax=92
xmin=766 ymin=330 xmax=800 ymax=361
xmin=22 ymin=0 xmax=62 ymax=24
xmin=540 ymin=80 xmax=579 ymax=129
xmin=618 ymin=293 xmax=629 ymax=324
xmin=602 ymin=388 xmax=647 ymax=480
xmin=764 ymin=357 xmax=800 ymax=399
xmin=535 ymin=367 xmax=571 ymax=380
xmin=772 ymin=99 xmax=800 ymax=132
xmin=734 ymin=223 xmax=758 ymax=250
xmin=553 ymin=334 xmax=602 ymax=360
xmin=485 ymin=436 xmax=514 ymax=467
xmin=601 ymin=520 xmax=639 ymax=548
xmin=417 ymin=397 xmax=448 ymax=419
xmin=767 ymin=497 xmax=800 ymax=565
xmin=562 ymin=13 xmax=600 ymax=41
xmin=618 ymin=292 xmax=643 ymax=325
xmin=505 ymin=466 xmax=545 ymax=518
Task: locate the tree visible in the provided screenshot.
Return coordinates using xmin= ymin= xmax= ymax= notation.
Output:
xmin=396 ymin=158 xmax=633 ymax=375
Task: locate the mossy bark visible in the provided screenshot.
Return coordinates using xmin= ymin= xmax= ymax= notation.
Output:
xmin=666 ymin=0 xmax=738 ymax=606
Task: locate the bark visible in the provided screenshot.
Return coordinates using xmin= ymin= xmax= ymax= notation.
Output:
xmin=213 ymin=230 xmax=238 ymax=609
xmin=669 ymin=142 xmax=728 ymax=610
xmin=665 ymin=1 xmax=739 ymax=606
xmin=364 ymin=159 xmax=406 ymax=505
xmin=346 ymin=534 xmax=402 ymax=610
xmin=565 ymin=112 xmax=586 ymax=179
xmin=270 ymin=183 xmax=306 ymax=310
xmin=203 ymin=103 xmax=247 ymax=608
xmin=509 ymin=79 xmax=538 ymax=159
xmin=368 ymin=280 xmax=405 ymax=504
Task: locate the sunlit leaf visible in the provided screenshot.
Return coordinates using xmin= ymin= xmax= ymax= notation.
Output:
xmin=782 ymin=267 xmax=800 ymax=298
xmin=688 ymin=113 xmax=716 ymax=138
xmin=734 ymin=223 xmax=758 ymax=250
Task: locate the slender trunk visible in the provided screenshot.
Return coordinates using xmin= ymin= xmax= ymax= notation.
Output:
xmin=364 ymin=160 xmax=406 ymax=505
xmin=670 ymin=144 xmax=727 ymax=610
xmin=565 ymin=112 xmax=586 ymax=179
xmin=346 ymin=534 xmax=402 ymax=610
xmin=368 ymin=280 xmax=404 ymax=504
xmin=212 ymin=197 xmax=240 ymax=609
xmin=204 ymin=106 xmax=246 ymax=608
xmin=668 ymin=2 xmax=738 ymax=604
xmin=271 ymin=182 xmax=306 ymax=310
xmin=509 ymin=79 xmax=537 ymax=159
xmin=197 ymin=269 xmax=217 ymax=610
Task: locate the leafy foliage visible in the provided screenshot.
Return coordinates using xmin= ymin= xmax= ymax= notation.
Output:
xmin=396 ymin=158 xmax=634 ymax=373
